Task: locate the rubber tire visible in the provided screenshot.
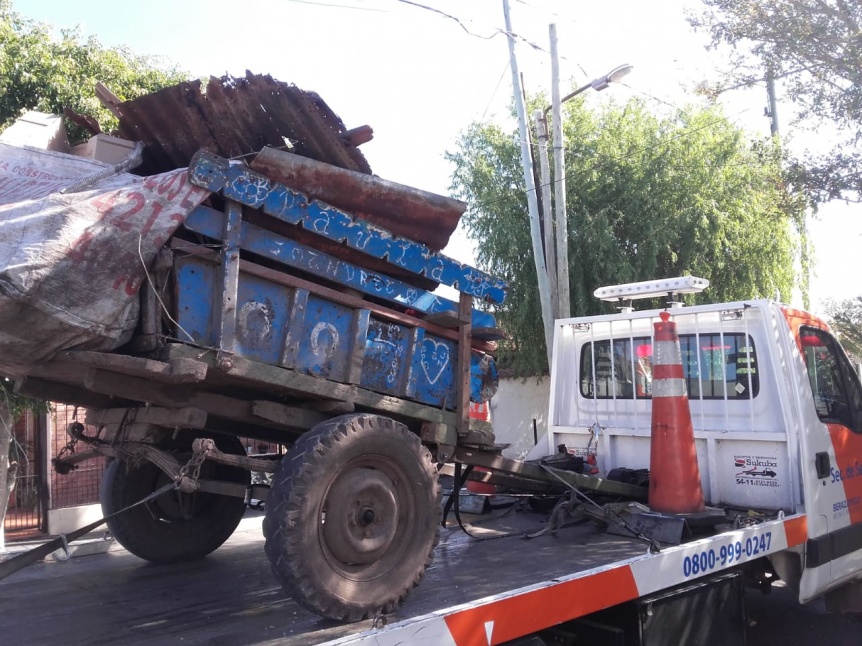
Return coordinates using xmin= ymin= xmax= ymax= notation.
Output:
xmin=263 ymin=414 xmax=440 ymax=622
xmin=100 ymin=433 xmax=249 ymax=564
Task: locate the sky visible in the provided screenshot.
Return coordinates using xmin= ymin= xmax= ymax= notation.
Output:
xmin=17 ymin=0 xmax=862 ymax=312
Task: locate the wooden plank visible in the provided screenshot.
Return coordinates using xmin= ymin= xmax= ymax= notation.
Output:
xmin=346 ymin=309 xmax=370 ymax=385
xmin=14 ymin=377 xmax=129 ymax=409
xmin=52 ymin=351 xmax=208 ymax=384
xmin=84 ymin=406 xmax=208 ymax=429
xmin=169 ymin=239 xmax=498 ymax=355
xmin=82 ymin=369 xmax=319 ymax=433
xmin=456 ymin=292 xmax=472 ymax=438
xmin=165 ymin=343 xmax=455 ymax=426
xmin=423 ymin=311 xmax=462 ymax=328
xmin=250 ymin=400 xmax=327 ymax=429
xmin=189 ymin=150 xmax=508 ymax=305
xmin=281 ymin=288 xmax=308 ymax=368
xmin=167 ymin=358 xmax=210 ymax=383
xmin=218 ymin=199 xmax=243 ymax=353
xmin=182 ymin=207 xmax=498 ymax=329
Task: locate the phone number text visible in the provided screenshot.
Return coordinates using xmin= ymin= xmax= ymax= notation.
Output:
xmin=682 ymin=532 xmax=773 ymax=578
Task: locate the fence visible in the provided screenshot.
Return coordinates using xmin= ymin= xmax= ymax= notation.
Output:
xmin=4 ymin=412 xmax=42 ymax=535
xmin=50 ymin=405 xmax=106 ymax=509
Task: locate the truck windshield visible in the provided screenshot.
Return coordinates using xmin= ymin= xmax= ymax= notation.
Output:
xmin=580 ymin=333 xmax=759 ymax=400
xmin=800 ymin=326 xmax=862 ymax=433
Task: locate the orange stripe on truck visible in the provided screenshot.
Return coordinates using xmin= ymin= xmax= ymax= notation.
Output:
xmin=827 ymin=423 xmax=862 ymax=525
xmin=784 ymin=515 xmax=808 ymax=547
xmin=444 ymin=565 xmax=639 ymax=646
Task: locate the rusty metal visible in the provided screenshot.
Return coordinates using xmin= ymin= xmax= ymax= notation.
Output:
xmin=115 ymin=72 xmax=372 ymax=177
xmin=453 ymin=447 xmax=649 ymax=501
xmin=250 ymin=146 xmax=466 ymax=251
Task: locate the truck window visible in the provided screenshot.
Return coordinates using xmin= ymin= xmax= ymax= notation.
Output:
xmin=799 ymin=326 xmax=862 ymax=433
xmin=580 ymin=333 xmax=759 ymax=400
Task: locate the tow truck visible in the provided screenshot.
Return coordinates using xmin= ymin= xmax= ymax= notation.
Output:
xmin=2 ymin=79 xmax=861 ymax=643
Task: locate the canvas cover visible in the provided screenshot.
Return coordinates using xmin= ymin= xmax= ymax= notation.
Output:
xmin=0 ymin=143 xmax=209 ymax=373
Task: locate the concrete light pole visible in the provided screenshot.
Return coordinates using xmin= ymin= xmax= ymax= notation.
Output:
xmin=534 ymin=50 xmax=632 ymax=320
xmin=502 ymin=0 xmax=555 ymax=370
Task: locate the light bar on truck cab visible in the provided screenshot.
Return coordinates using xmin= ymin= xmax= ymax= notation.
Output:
xmin=594 ymin=276 xmax=709 ymax=302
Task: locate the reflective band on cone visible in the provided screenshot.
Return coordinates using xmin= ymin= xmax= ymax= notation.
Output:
xmin=649 ymin=310 xmax=705 ymax=513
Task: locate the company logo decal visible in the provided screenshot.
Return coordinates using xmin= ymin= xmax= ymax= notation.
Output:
xmin=734 ymin=455 xmax=779 ymax=488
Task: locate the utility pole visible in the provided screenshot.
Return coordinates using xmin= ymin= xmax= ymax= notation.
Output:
xmin=766 ymin=67 xmax=779 ymax=137
xmin=502 ymin=0 xmax=555 ymax=369
xmin=533 ymin=108 xmax=558 ymax=318
xmin=549 ymin=24 xmax=571 ymax=320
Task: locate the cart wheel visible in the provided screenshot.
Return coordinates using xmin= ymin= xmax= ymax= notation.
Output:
xmin=100 ymin=433 xmax=248 ymax=564
xmin=263 ymin=414 xmax=440 ymax=622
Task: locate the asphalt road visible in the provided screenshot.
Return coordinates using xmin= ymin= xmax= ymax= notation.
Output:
xmin=2 ymin=510 xmax=862 ymax=645
xmin=746 ymin=581 xmax=862 ymax=646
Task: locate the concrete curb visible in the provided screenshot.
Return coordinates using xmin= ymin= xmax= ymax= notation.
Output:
xmin=1 ymin=508 xmax=266 ymax=564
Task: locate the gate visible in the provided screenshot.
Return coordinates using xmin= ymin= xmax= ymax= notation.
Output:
xmin=50 ymin=405 xmax=105 ymax=509
xmin=4 ymin=412 xmax=42 ymax=536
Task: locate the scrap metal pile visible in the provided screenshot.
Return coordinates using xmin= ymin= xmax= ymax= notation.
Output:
xmin=0 ymin=72 xmax=473 ymax=375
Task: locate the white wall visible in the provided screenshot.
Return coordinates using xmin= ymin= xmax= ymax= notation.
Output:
xmin=47 ymin=504 xmax=102 ymax=536
xmin=489 ymin=376 xmax=550 ymax=459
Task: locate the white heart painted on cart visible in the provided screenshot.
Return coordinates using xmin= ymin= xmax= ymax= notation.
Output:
xmin=421 ymin=339 xmax=450 ymax=385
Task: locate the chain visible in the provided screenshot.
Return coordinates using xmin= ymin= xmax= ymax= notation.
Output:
xmin=176 ymin=438 xmax=214 ymax=493
xmin=52 ymin=422 xmax=85 ymax=473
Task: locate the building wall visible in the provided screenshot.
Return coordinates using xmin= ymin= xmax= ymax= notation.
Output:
xmin=489 ymin=376 xmax=550 ymax=460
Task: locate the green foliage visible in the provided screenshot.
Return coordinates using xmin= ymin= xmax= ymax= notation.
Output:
xmin=689 ymin=0 xmax=862 ymax=203
xmin=448 ymin=99 xmax=809 ymax=377
xmin=823 ymin=297 xmax=862 ymax=360
xmin=0 ymin=0 xmax=186 ymax=142
xmin=0 ymin=377 xmax=48 ymax=423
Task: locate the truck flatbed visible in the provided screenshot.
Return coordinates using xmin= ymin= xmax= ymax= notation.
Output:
xmin=0 ymin=509 xmax=633 ymax=644
xmin=0 ymin=504 xmax=806 ymax=645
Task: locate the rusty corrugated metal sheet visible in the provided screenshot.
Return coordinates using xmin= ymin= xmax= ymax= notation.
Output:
xmin=116 ymin=72 xmax=372 ymax=176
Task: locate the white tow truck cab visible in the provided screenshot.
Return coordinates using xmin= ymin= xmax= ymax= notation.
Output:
xmin=545 ymin=277 xmax=862 ymax=609
xmin=329 ymin=278 xmax=862 ymax=646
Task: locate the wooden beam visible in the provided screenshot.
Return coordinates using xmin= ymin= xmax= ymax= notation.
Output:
xmin=82 ymin=369 xmax=320 ymax=434
xmin=84 ymin=407 xmax=208 ymax=429
xmin=456 ymin=292 xmax=472 ymax=438
xmin=94 ymin=81 xmax=123 ymax=119
xmin=53 ymin=351 xmax=208 ymax=383
xmin=15 ymin=378 xmax=129 ymax=409
xmin=165 ymin=343 xmax=456 ymax=427
xmin=250 ymin=400 xmax=327 ymax=429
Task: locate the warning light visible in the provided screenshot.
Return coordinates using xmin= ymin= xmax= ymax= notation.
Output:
xmin=593 ymin=276 xmax=709 ymax=302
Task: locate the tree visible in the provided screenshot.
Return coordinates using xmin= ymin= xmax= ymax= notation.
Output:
xmin=689 ymin=0 xmax=862 ymax=203
xmin=0 ymin=0 xmax=186 ymax=140
xmin=448 ymin=98 xmax=809 ymax=376
xmin=823 ymin=297 xmax=862 ymax=360
xmin=0 ymin=380 xmax=48 ymax=553
xmin=0 ymin=1 xmax=186 ymax=548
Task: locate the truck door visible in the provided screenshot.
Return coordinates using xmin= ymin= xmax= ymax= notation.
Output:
xmin=795 ymin=324 xmax=862 ymax=595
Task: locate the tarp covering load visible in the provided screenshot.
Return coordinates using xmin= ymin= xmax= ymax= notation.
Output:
xmin=0 ymin=143 xmax=208 ymax=372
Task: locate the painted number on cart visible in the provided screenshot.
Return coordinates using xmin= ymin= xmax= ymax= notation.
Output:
xmin=682 ymin=532 xmax=772 ymax=578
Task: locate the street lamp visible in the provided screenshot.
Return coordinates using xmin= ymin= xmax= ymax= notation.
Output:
xmin=534 ymin=61 xmax=632 ymax=319
xmin=542 ymin=63 xmax=633 ymax=123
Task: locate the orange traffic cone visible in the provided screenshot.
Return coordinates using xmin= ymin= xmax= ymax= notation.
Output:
xmin=649 ymin=311 xmax=705 ymax=514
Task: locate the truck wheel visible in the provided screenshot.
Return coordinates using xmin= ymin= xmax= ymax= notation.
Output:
xmin=100 ymin=434 xmax=248 ymax=564
xmin=263 ymin=414 xmax=440 ymax=622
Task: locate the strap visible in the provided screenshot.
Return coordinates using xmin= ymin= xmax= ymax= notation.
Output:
xmin=0 ymin=482 xmax=175 ymax=582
